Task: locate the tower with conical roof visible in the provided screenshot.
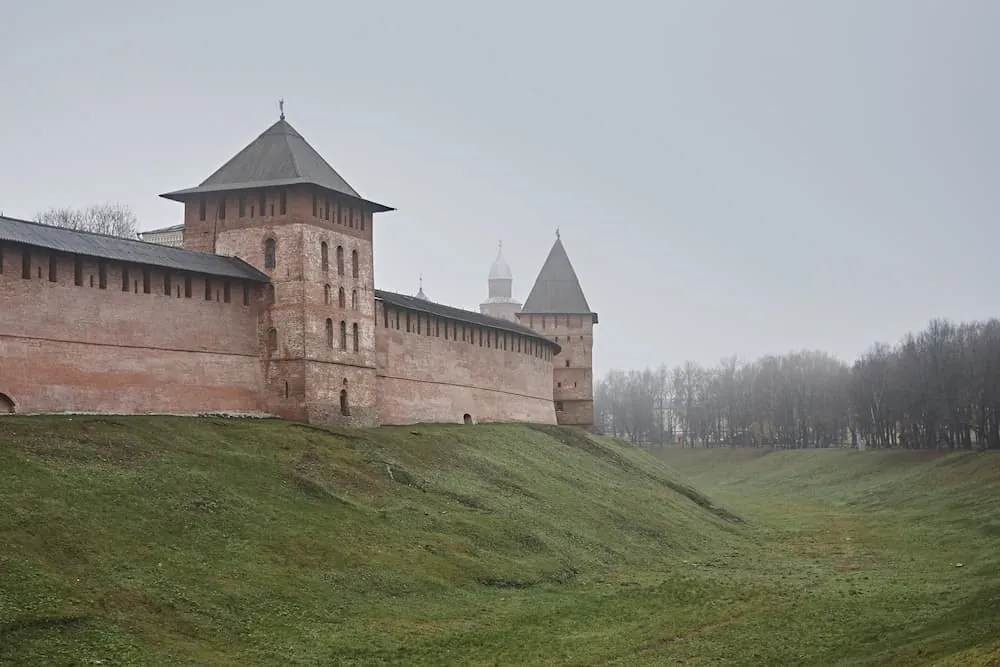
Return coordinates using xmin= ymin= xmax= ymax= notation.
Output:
xmin=517 ymin=231 xmax=597 ymax=427
xmin=160 ymin=104 xmax=393 ymax=425
xmin=479 ymin=241 xmax=522 ymax=322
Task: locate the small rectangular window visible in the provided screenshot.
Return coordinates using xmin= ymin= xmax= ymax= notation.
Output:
xmin=48 ymin=254 xmax=57 ymax=282
xmin=312 ymin=192 xmax=318 ymax=217
xmin=74 ymin=256 xmax=83 ymax=286
xmin=223 ymin=280 xmax=231 ymax=303
xmin=21 ymin=248 xmax=31 ymax=279
xmin=242 ymin=283 xmax=250 ymax=306
xmin=406 ymin=312 xmax=411 ymax=332
xmin=205 ymin=277 xmax=212 ymax=300
xmin=325 ymin=198 xmax=330 ymax=221
xmin=279 ymin=189 xmax=287 ymax=214
xmin=218 ymin=198 xmax=226 ymax=220
xmin=361 ymin=212 xmax=366 ymax=232
xmin=185 ymin=275 xmax=192 ymax=298
xmin=98 ymin=262 xmax=107 ymax=289
xmin=122 ymin=266 xmax=130 ymax=291
xmin=163 ymin=271 xmax=172 ymax=295
xmin=143 ymin=268 xmax=151 ymax=293
xmin=259 ymin=190 xmax=266 ymax=216
xmin=199 ymin=197 xmax=206 ymax=221
xmin=238 ymin=196 xmax=246 ymax=218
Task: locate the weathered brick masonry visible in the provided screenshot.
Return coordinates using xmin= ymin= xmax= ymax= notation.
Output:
xmin=0 ymin=239 xmax=265 ymax=415
xmin=0 ymin=111 xmax=596 ymax=426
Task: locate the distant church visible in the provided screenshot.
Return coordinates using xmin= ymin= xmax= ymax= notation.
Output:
xmin=2 ymin=109 xmax=597 ymax=427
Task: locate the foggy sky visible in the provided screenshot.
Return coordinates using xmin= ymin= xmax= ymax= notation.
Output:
xmin=2 ymin=0 xmax=999 ymax=376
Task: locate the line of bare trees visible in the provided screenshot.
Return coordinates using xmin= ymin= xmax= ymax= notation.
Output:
xmin=36 ymin=203 xmax=139 ymax=238
xmin=596 ymin=318 xmax=1000 ymax=451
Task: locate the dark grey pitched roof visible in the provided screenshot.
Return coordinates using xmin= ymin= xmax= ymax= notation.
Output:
xmin=375 ymin=289 xmax=560 ymax=352
xmin=521 ymin=238 xmax=597 ymax=322
xmin=160 ymin=118 xmax=393 ymax=212
xmin=0 ymin=215 xmax=269 ymax=282
xmin=141 ymin=223 xmax=184 ymax=235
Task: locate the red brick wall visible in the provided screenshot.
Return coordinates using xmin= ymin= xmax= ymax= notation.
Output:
xmin=375 ymin=302 xmax=556 ymax=425
xmin=517 ymin=313 xmax=596 ymax=426
xmin=0 ymin=243 xmax=264 ymax=415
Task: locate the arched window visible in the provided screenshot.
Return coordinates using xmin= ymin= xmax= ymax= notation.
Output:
xmin=340 ymin=389 xmax=350 ymax=416
xmin=264 ymin=238 xmax=276 ymax=269
xmin=339 ymin=320 xmax=347 ymax=350
xmin=352 ymin=323 xmax=360 ymax=352
xmin=264 ymin=284 xmax=275 ymax=306
xmin=325 ymin=318 xmax=333 ymax=347
xmin=321 ymin=242 xmax=329 ymax=271
xmin=351 ymin=289 xmax=358 ymax=311
xmin=338 ymin=286 xmax=346 ymax=308
xmin=0 ymin=393 xmax=15 ymax=414
xmin=324 ymin=284 xmax=331 ymax=305
xmin=336 ymin=246 xmax=344 ymax=276
xmin=266 ymin=327 xmax=278 ymax=353
xmin=351 ymin=249 xmax=359 ymax=278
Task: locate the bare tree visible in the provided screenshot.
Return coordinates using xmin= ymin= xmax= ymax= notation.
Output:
xmin=36 ymin=203 xmax=139 ymax=239
xmin=594 ymin=317 xmax=1000 ymax=453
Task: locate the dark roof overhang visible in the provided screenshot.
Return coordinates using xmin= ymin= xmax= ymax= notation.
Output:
xmin=0 ymin=215 xmax=270 ymax=282
xmin=159 ymin=179 xmax=394 ymax=213
xmin=375 ymin=289 xmax=562 ymax=354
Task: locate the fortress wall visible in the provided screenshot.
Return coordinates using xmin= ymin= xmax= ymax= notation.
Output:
xmin=0 ymin=243 xmax=265 ymax=415
xmin=375 ymin=302 xmax=556 ymax=425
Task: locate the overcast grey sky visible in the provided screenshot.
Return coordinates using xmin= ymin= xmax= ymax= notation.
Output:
xmin=2 ymin=1 xmax=998 ymax=375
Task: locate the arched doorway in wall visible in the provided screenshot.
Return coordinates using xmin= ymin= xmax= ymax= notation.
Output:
xmin=463 ymin=413 xmax=473 ymax=425
xmin=340 ymin=389 xmax=350 ymax=417
xmin=0 ymin=393 xmax=15 ymax=414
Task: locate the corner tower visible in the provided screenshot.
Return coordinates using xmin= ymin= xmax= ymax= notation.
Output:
xmin=160 ymin=106 xmax=393 ymax=425
xmin=517 ymin=232 xmax=597 ymax=427
xmin=479 ymin=241 xmax=522 ymax=322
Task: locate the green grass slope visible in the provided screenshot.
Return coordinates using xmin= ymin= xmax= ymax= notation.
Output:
xmin=1 ymin=417 xmax=741 ymax=666
xmin=657 ymin=447 xmax=1000 ymax=667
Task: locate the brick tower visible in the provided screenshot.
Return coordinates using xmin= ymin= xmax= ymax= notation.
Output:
xmin=160 ymin=106 xmax=393 ymax=424
xmin=517 ymin=231 xmax=597 ymax=427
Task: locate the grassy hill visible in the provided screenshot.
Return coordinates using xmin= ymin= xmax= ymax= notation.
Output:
xmin=656 ymin=446 xmax=1000 ymax=666
xmin=2 ymin=418 xmax=998 ymax=665
xmin=1 ymin=417 xmax=741 ymax=666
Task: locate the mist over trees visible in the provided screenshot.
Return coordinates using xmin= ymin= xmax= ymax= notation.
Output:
xmin=596 ymin=318 xmax=1000 ymax=451
xmin=36 ymin=203 xmax=139 ymax=239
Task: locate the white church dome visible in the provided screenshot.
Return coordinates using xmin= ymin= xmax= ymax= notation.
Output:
xmin=489 ymin=241 xmax=512 ymax=280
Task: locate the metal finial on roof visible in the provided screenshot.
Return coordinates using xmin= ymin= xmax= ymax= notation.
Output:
xmin=419 ymin=273 xmax=423 ymax=289
xmin=279 ymin=98 xmax=285 ymax=120
xmin=498 ymin=239 xmax=502 ymax=252
xmin=555 ymin=227 xmax=560 ymax=240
